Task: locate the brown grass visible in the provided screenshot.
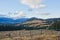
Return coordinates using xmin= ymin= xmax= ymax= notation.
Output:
xmin=0 ymin=30 xmax=60 ymax=40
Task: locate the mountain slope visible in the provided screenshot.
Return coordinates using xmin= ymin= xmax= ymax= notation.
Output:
xmin=0 ymin=17 xmax=60 ymax=31
xmin=0 ymin=17 xmax=28 ymax=24
xmin=15 ymin=17 xmax=49 ymax=28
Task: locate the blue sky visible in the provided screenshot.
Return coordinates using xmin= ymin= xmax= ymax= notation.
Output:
xmin=0 ymin=0 xmax=60 ymax=19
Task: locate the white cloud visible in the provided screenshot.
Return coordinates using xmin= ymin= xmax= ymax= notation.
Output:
xmin=0 ymin=14 xmax=6 ymax=17
xmin=0 ymin=11 xmax=25 ymax=19
xmin=20 ymin=0 xmax=46 ymax=9
xmin=35 ymin=11 xmax=50 ymax=16
xmin=8 ymin=11 xmax=25 ymax=19
xmin=20 ymin=0 xmax=48 ymax=18
xmin=21 ymin=0 xmax=41 ymax=5
xmin=37 ymin=4 xmax=46 ymax=9
xmin=40 ymin=13 xmax=50 ymax=16
xmin=0 ymin=12 xmax=7 ymax=17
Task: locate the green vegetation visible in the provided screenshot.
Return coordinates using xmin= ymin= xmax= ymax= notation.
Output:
xmin=0 ymin=24 xmax=47 ymax=31
xmin=0 ymin=20 xmax=60 ymax=31
xmin=49 ymin=21 xmax=60 ymax=31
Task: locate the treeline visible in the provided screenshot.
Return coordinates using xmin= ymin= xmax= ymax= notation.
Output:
xmin=0 ymin=24 xmax=47 ymax=31
xmin=48 ymin=21 xmax=60 ymax=31
xmin=0 ymin=21 xmax=60 ymax=31
xmin=0 ymin=25 xmax=24 ymax=31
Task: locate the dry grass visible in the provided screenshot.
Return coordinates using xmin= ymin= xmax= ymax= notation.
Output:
xmin=0 ymin=35 xmax=57 ymax=40
xmin=0 ymin=30 xmax=60 ymax=40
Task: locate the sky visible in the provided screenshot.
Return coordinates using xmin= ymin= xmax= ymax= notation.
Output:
xmin=0 ymin=0 xmax=60 ymax=19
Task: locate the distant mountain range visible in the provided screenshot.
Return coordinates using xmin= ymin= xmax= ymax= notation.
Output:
xmin=0 ymin=17 xmax=28 ymax=24
xmin=0 ymin=17 xmax=60 ymax=31
xmin=0 ymin=17 xmax=60 ymax=24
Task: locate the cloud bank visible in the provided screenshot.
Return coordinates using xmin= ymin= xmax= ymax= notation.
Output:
xmin=20 ymin=0 xmax=46 ymax=9
xmin=35 ymin=11 xmax=50 ymax=16
xmin=20 ymin=0 xmax=49 ymax=17
xmin=8 ymin=11 xmax=25 ymax=19
xmin=0 ymin=11 xmax=25 ymax=19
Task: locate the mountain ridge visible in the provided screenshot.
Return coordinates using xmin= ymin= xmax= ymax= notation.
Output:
xmin=0 ymin=17 xmax=60 ymax=31
xmin=0 ymin=17 xmax=60 ymax=24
